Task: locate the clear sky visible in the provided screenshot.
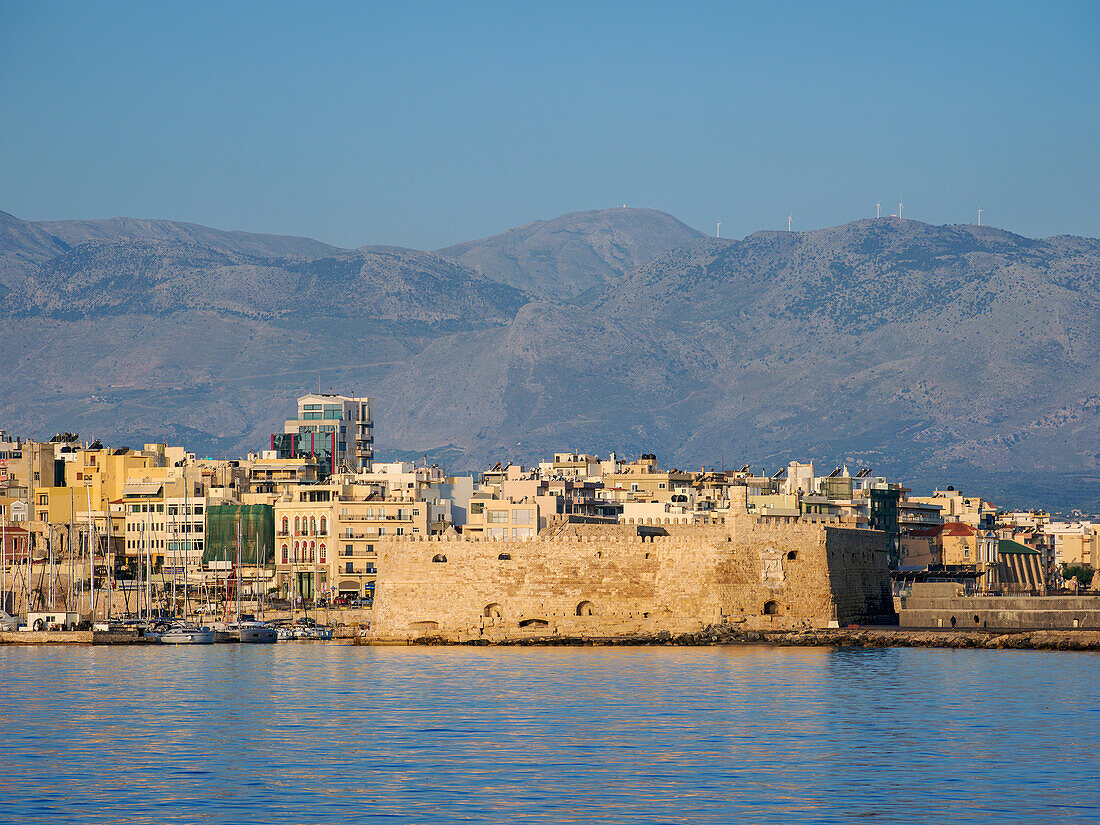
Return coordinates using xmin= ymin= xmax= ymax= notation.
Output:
xmin=1 ymin=1 xmax=1097 ymax=249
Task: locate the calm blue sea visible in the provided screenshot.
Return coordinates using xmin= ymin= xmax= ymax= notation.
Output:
xmin=0 ymin=644 xmax=1096 ymax=824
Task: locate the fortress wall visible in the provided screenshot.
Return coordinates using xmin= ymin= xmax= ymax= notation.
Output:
xmin=368 ymin=518 xmax=892 ymax=641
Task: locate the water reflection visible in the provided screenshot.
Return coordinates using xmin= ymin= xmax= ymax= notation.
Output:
xmin=0 ymin=644 xmax=1097 ymax=824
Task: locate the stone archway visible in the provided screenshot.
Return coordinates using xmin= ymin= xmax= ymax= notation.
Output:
xmin=576 ymin=600 xmax=595 ymax=616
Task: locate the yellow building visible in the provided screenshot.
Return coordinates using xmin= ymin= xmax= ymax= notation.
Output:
xmin=273 ymin=481 xmax=434 ymax=602
xmin=604 ymin=455 xmax=694 ymax=503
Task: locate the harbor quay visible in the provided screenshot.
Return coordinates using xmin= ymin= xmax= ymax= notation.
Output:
xmin=1 ymin=390 xmax=1098 ymax=645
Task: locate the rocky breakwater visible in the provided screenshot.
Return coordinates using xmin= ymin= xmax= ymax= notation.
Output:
xmin=362 ymin=626 xmax=1100 ymax=651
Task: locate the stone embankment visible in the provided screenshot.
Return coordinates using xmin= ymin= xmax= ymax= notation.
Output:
xmin=370 ymin=626 xmax=1100 ymax=651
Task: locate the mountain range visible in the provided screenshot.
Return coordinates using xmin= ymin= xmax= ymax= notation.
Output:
xmin=1 ymin=207 xmax=1097 ymax=512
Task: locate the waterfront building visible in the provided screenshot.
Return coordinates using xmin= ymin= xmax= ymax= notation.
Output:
xmin=271 ymin=393 xmax=373 ymax=478
xmin=908 ymin=489 xmax=997 ymax=528
xmin=121 ymin=474 xmax=208 ymax=571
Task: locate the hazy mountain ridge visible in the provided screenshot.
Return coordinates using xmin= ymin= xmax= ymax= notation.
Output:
xmin=0 ymin=207 xmax=1097 ymax=510
xmin=3 ymin=239 xmax=530 ymax=329
xmin=436 ymin=207 xmax=704 ymax=297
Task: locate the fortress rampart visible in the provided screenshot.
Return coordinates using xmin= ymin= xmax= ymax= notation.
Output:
xmin=366 ymin=516 xmax=894 ymax=642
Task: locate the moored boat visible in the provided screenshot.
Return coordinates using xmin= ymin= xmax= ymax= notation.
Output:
xmin=232 ymin=621 xmax=278 ymax=643
xmin=160 ymin=625 xmax=215 ymax=644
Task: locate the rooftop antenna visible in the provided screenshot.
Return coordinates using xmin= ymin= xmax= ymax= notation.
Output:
xmin=716 ymin=221 xmax=721 ymax=238
xmin=788 ymin=213 xmax=792 ymax=232
xmin=977 ymin=206 xmax=982 ymax=227
xmin=898 ymin=198 xmax=904 ymax=219
xmin=876 ymin=202 xmax=881 ymax=219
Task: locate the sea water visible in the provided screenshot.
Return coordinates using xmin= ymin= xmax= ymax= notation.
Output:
xmin=0 ymin=644 xmax=1096 ymax=824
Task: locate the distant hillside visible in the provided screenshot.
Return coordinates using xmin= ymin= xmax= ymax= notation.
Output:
xmin=5 ymin=242 xmax=529 ymax=329
xmin=0 ymin=210 xmax=342 ymax=291
xmin=0 ymin=211 xmax=70 ymax=290
xmin=436 ymin=207 xmax=704 ymax=298
xmin=32 ymin=215 xmax=341 ymax=260
xmin=0 ymin=209 xmax=1097 ymax=511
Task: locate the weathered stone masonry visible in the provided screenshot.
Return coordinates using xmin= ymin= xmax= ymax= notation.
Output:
xmin=367 ymin=517 xmax=894 ymax=642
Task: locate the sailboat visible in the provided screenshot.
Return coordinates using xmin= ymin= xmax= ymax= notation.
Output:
xmin=224 ymin=517 xmax=276 ymax=643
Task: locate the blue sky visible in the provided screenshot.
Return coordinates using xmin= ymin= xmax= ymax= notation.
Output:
xmin=1 ymin=1 xmax=1097 ymax=248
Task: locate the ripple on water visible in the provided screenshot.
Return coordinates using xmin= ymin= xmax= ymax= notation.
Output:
xmin=0 ymin=645 xmax=1098 ymax=824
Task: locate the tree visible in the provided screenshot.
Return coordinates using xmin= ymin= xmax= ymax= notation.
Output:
xmin=1061 ymin=563 xmax=1094 ymax=588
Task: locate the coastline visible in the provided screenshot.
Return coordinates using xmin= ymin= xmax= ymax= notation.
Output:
xmin=4 ymin=627 xmax=1099 ymax=651
xmin=378 ymin=626 xmax=1100 ymax=651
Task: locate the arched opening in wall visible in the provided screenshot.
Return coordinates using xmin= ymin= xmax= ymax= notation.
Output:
xmin=787 ymin=551 xmax=798 ymax=561
xmin=763 ymin=601 xmax=779 ymax=616
xmin=576 ymin=601 xmax=595 ymax=616
xmin=974 ymin=614 xmax=981 ymax=625
xmin=498 ymin=553 xmax=511 ymax=560
xmin=432 ymin=554 xmax=447 ymax=563
xmin=483 ymin=603 xmax=503 ymax=618
xmin=518 ymin=618 xmax=549 ymax=628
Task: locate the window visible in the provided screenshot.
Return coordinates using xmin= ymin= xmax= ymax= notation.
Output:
xmin=282 ymin=545 xmax=289 ymax=564
xmin=470 ymin=502 xmax=485 ymax=515
xmin=319 ymin=516 xmax=327 ymax=534
xmin=346 ymin=544 xmax=353 ymax=556
xmin=295 ymin=516 xmax=301 ymax=534
xmin=487 ymin=510 xmax=509 ymax=524
xmin=512 ymin=527 xmax=533 ymax=540
xmin=310 ymin=516 xmax=317 ymax=535
xmin=319 ymin=544 xmax=326 ymax=563
xmin=346 ymin=561 xmax=354 ymax=573
xmin=514 ymin=509 xmax=534 ymax=525
xmin=487 ymin=527 xmax=507 ymax=540
xmin=281 ymin=516 xmax=289 ymax=534
xmin=432 ymin=554 xmax=447 ymax=563
xmin=310 ymin=541 xmax=316 ymax=562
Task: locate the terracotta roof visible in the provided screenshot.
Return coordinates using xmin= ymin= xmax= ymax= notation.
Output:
xmin=942 ymin=522 xmax=977 ymax=537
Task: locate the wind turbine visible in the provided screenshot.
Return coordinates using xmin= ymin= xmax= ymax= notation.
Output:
xmin=716 ymin=221 xmax=721 ymax=238
xmin=977 ymin=206 xmax=982 ymax=227
xmin=788 ymin=213 xmax=792 ymax=232
xmin=876 ymin=202 xmax=881 ymax=219
xmin=898 ymin=199 xmax=904 ymax=219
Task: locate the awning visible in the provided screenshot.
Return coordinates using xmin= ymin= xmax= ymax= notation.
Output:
xmin=123 ymin=481 xmax=164 ymax=496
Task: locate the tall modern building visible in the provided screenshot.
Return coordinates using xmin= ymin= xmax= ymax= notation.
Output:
xmin=271 ymin=393 xmax=373 ymax=477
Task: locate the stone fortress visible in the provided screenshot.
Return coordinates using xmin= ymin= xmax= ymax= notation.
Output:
xmin=366 ymin=515 xmax=895 ymax=642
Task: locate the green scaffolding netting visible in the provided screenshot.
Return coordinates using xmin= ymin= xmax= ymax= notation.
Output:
xmin=204 ymin=504 xmax=275 ymax=564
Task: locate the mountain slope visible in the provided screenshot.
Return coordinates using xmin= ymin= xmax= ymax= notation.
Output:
xmin=0 ymin=210 xmax=71 ymax=290
xmin=435 ymin=207 xmax=704 ymax=298
xmin=32 ymin=215 xmax=342 ymax=260
xmin=0 ymin=211 xmax=1097 ymax=511
xmin=4 ymin=241 xmax=530 ymax=329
